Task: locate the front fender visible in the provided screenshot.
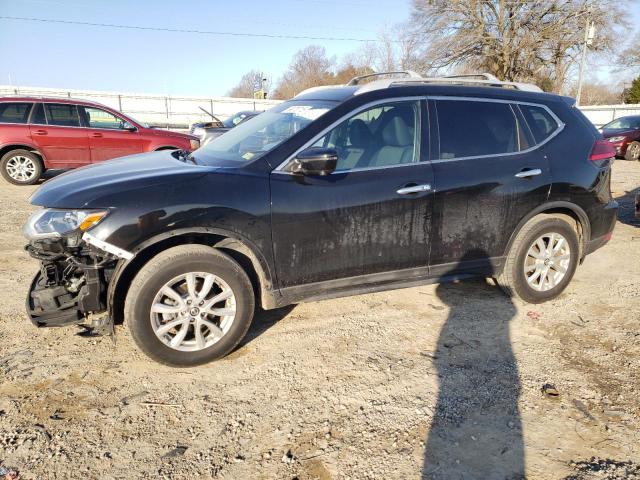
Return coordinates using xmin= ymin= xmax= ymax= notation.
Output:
xmin=106 ymin=226 xmax=278 ymax=323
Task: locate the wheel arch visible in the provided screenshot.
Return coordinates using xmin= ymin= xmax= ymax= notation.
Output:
xmin=0 ymin=143 xmax=46 ymax=165
xmin=108 ymin=228 xmax=277 ymax=325
xmin=503 ymin=201 xmax=591 ymax=263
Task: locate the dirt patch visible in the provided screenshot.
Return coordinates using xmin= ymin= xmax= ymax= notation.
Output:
xmin=0 ymin=161 xmax=639 ymax=479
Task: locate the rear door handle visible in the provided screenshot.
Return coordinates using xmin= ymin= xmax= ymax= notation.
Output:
xmin=33 ymin=129 xmax=47 ymax=136
xmin=515 ymin=168 xmax=542 ymax=178
xmin=397 ymin=184 xmax=432 ymax=195
xmin=91 ymin=132 xmax=103 ymax=138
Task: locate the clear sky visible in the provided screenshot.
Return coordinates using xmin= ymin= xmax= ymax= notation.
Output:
xmin=0 ymin=0 xmax=411 ymax=96
xmin=1 ymin=0 xmax=638 ymax=97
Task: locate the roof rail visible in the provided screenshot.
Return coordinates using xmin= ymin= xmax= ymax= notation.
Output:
xmin=346 ymin=71 xmax=423 ymax=86
xmin=295 ymin=71 xmax=542 ymax=99
xmin=352 ymin=72 xmax=543 ymax=95
xmin=442 ymin=73 xmax=501 ymax=82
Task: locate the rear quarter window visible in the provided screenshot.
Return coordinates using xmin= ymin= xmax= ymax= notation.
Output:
xmin=0 ymin=102 xmax=33 ymax=124
xmin=519 ymin=104 xmax=559 ymax=144
xmin=44 ymin=103 xmax=81 ymax=127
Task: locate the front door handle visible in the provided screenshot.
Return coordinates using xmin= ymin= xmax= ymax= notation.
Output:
xmin=515 ymin=168 xmax=542 ymax=178
xmin=33 ymin=129 xmax=47 ymax=136
xmin=397 ymin=184 xmax=432 ymax=195
xmin=91 ymin=132 xmax=103 ymax=138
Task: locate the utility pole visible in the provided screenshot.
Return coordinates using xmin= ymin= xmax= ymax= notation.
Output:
xmin=576 ymin=15 xmax=595 ymax=106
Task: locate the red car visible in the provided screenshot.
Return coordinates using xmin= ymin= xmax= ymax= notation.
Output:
xmin=0 ymin=97 xmax=199 ymax=185
xmin=601 ymin=114 xmax=640 ymax=161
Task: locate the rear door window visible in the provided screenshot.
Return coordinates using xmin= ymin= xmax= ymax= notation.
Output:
xmin=44 ymin=103 xmax=81 ymax=127
xmin=519 ymin=104 xmax=559 ymax=144
xmin=435 ymin=99 xmax=521 ymax=159
xmin=31 ymin=103 xmax=46 ymax=124
xmin=0 ymin=102 xmax=33 ymax=124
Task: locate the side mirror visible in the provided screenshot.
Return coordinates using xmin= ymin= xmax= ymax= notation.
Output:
xmin=291 ymin=147 xmax=338 ymax=176
xmin=123 ymin=122 xmax=137 ymax=132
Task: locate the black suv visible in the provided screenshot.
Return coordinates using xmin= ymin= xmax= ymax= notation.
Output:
xmin=23 ymin=73 xmax=618 ymax=366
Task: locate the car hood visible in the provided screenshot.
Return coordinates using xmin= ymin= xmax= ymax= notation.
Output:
xmin=149 ymin=129 xmax=197 ymax=140
xmin=30 ymin=151 xmax=208 ymax=209
xmin=602 ymin=128 xmax=637 ymax=138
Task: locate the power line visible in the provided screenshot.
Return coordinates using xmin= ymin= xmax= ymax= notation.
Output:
xmin=0 ymin=16 xmax=381 ymax=43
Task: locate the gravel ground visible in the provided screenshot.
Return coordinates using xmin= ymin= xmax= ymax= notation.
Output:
xmin=0 ymin=161 xmax=639 ymax=480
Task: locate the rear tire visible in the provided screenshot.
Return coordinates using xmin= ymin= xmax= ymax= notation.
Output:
xmin=125 ymin=245 xmax=255 ymax=366
xmin=497 ymin=215 xmax=580 ymax=303
xmin=625 ymin=141 xmax=640 ymax=161
xmin=1 ymin=149 xmax=43 ymax=185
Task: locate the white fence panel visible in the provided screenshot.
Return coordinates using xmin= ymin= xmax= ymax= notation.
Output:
xmin=3 ymin=84 xmax=639 ymax=129
xmin=578 ymin=104 xmax=640 ymax=127
xmin=0 ymin=85 xmax=282 ymax=130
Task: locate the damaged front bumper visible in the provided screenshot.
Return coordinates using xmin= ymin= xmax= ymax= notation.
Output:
xmin=25 ymin=233 xmax=132 ymax=335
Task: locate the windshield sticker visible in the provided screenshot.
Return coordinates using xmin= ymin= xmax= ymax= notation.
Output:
xmin=242 ymin=152 xmax=255 ymax=160
xmin=281 ymin=106 xmax=329 ymax=121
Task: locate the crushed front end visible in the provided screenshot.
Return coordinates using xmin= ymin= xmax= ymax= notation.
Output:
xmin=23 ymin=208 xmax=130 ymax=335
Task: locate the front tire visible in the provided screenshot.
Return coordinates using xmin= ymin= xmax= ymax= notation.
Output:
xmin=125 ymin=245 xmax=255 ymax=366
xmin=625 ymin=141 xmax=640 ymax=161
xmin=497 ymin=215 xmax=580 ymax=303
xmin=1 ymin=149 xmax=43 ymax=185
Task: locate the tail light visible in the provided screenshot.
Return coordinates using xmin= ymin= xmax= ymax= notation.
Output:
xmin=589 ymin=139 xmax=616 ymax=161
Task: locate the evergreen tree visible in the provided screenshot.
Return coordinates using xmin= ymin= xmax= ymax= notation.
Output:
xmin=625 ymin=76 xmax=640 ymax=104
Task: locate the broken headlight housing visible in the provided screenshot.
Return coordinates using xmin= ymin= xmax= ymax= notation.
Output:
xmin=23 ymin=209 xmax=108 ymax=240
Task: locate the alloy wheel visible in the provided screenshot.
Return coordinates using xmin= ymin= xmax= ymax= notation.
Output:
xmin=150 ymin=272 xmax=236 ymax=352
xmin=6 ymin=155 xmax=36 ymax=182
xmin=524 ymin=232 xmax=571 ymax=292
xmin=628 ymin=143 xmax=640 ymax=161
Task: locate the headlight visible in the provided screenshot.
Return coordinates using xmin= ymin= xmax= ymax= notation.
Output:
xmin=23 ymin=209 xmax=108 ymax=240
xmin=190 ymin=138 xmax=200 ymax=150
xmin=607 ymin=136 xmax=626 ymax=142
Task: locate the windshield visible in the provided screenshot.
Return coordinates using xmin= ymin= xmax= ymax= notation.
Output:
xmin=603 ymin=116 xmax=640 ymax=130
xmin=222 ymin=112 xmax=253 ymax=128
xmin=192 ymin=100 xmax=336 ymax=167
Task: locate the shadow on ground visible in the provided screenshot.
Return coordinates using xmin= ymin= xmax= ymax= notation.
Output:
xmin=614 ymin=185 xmax=639 ymax=227
xmin=237 ymin=305 xmax=296 ymax=348
xmin=422 ymin=252 xmax=524 ymax=480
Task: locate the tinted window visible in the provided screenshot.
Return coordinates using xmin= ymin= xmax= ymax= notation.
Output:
xmin=436 ymin=100 xmax=520 ymax=159
xmin=31 ymin=103 xmax=46 ymax=124
xmin=312 ymin=101 xmax=420 ymax=171
xmin=0 ymin=102 xmax=32 ymax=124
xmin=82 ymin=106 xmax=126 ymax=129
xmin=520 ymin=104 xmax=559 ymax=143
xmin=44 ymin=103 xmax=80 ymax=127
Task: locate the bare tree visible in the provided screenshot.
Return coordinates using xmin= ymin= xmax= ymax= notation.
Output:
xmin=567 ymin=80 xmax=623 ymax=105
xmin=272 ymin=46 xmax=372 ymax=99
xmin=272 ymin=46 xmax=334 ymax=99
xmin=357 ymin=26 xmax=428 ymax=73
xmin=617 ymin=33 xmax=640 ymax=72
xmin=227 ymin=70 xmax=269 ymax=98
xmin=410 ymin=0 xmax=625 ymax=93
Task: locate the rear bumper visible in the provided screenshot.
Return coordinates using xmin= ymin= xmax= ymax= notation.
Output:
xmin=585 ymin=200 xmax=618 ymax=256
xmin=585 ymin=231 xmax=613 ymax=255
